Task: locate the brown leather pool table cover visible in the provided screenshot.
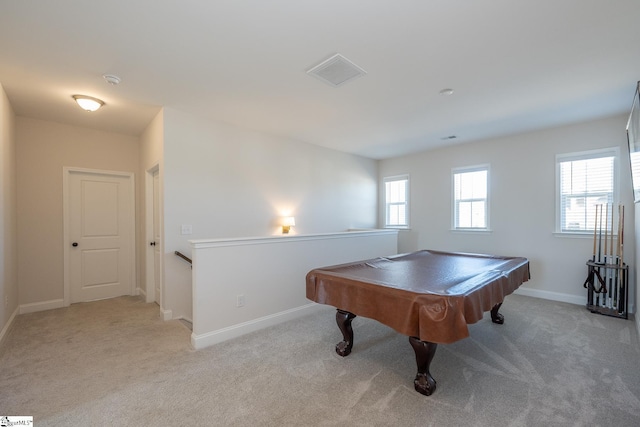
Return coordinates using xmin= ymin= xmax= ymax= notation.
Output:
xmin=306 ymin=250 xmax=530 ymax=344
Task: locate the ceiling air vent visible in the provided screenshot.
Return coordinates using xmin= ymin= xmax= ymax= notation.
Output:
xmin=306 ymin=53 xmax=367 ymax=87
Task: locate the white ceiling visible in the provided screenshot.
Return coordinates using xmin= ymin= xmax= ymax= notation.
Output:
xmin=1 ymin=1 xmax=639 ymax=159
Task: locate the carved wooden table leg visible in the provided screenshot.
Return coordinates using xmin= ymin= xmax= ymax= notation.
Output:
xmin=335 ymin=309 xmax=357 ymax=357
xmin=409 ymin=336 xmax=438 ymax=396
xmin=490 ymin=302 xmax=504 ymax=324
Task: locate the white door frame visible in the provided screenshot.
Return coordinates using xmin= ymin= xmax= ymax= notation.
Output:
xmin=144 ymin=163 xmax=163 ymax=305
xmin=63 ymin=167 xmax=136 ymax=307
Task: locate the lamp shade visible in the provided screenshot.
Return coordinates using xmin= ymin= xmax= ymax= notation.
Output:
xmin=72 ymin=95 xmax=104 ymax=112
xmin=283 ymin=216 xmax=296 ymax=227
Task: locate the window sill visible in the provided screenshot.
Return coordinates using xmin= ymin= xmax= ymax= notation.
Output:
xmin=450 ymin=228 xmax=493 ymax=234
xmin=553 ymin=231 xmax=617 ymax=239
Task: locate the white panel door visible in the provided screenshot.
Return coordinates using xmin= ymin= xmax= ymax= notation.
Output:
xmin=69 ymin=171 xmax=134 ymax=303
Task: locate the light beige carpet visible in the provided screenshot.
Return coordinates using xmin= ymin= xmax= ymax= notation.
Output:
xmin=1 ymin=294 xmax=639 ymax=426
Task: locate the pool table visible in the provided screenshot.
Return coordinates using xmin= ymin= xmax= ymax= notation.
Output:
xmin=305 ymin=250 xmax=530 ymax=395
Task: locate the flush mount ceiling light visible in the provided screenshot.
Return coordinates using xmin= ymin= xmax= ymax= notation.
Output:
xmin=439 ymin=88 xmax=454 ymax=96
xmin=72 ymin=95 xmax=104 ymax=112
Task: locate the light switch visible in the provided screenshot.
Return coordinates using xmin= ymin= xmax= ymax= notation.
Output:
xmin=181 ymin=224 xmax=192 ymax=235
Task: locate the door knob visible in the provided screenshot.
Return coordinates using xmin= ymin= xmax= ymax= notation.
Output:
xmin=72 ymin=242 xmax=78 ymax=247
xmin=150 ymin=241 xmax=156 ymax=246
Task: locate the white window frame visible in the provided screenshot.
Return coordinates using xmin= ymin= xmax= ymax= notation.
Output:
xmin=383 ymin=174 xmax=409 ymax=228
xmin=555 ymin=147 xmax=619 ymax=235
xmin=452 ymin=164 xmax=490 ymax=231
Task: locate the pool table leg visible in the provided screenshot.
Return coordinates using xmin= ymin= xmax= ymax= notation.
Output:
xmin=335 ymin=309 xmax=357 ymax=356
xmin=490 ymin=302 xmax=504 ymax=324
xmin=409 ymin=336 xmax=438 ymax=396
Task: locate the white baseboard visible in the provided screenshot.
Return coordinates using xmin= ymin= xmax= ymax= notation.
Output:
xmin=178 ymin=315 xmax=193 ymax=324
xmin=514 ymin=287 xmax=586 ymax=306
xmin=19 ymin=299 xmax=64 ymax=314
xmin=514 ymin=287 xmax=635 ymax=314
xmin=0 ymin=306 xmax=19 ymax=346
xmin=137 ymin=287 xmax=147 ymax=298
xmin=191 ymin=303 xmax=325 ymax=350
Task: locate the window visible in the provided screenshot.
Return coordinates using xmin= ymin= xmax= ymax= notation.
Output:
xmin=453 ymin=165 xmax=489 ymax=230
xmin=384 ymin=175 xmax=409 ymax=228
xmin=557 ymin=148 xmax=618 ymax=233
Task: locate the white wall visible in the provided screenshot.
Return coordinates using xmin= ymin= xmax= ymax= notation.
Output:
xmin=16 ymin=118 xmax=141 ymax=309
xmin=635 ymin=201 xmax=640 ymax=332
xmin=0 ymin=83 xmax=17 ymax=341
xmin=379 ymin=115 xmax=635 ymax=309
xmin=191 ymin=230 xmax=398 ymax=349
xmin=138 ymin=110 xmax=164 ymax=301
xmin=161 ymin=107 xmax=378 ymax=320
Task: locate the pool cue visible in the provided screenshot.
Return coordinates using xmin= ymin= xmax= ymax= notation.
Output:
xmin=619 ymin=205 xmax=625 ymax=314
xmin=597 ymin=204 xmax=603 ymax=263
xmin=617 ymin=204 xmax=624 ymax=313
xmin=604 ymin=203 xmax=613 ymax=307
xmin=596 ymin=204 xmax=603 ymax=306
xmin=603 ymin=203 xmax=609 ymax=307
xmin=612 ymin=203 xmax=622 ymax=309
xmin=592 ymin=205 xmax=598 ymax=261
xmin=603 ymin=204 xmax=609 ymax=307
xmin=587 ymin=205 xmax=598 ymax=307
xmin=609 ymin=203 xmax=615 ymax=308
xmin=596 ymin=204 xmax=604 ymax=306
xmin=607 ymin=204 xmax=612 ymax=307
xmin=609 ymin=204 xmax=620 ymax=309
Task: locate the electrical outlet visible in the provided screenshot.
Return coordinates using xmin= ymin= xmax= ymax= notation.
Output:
xmin=236 ymin=294 xmax=245 ymax=308
xmin=180 ymin=224 xmax=192 ymax=235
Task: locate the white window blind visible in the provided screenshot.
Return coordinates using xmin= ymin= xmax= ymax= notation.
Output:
xmin=453 ymin=166 xmax=488 ymax=229
xmin=629 ymin=151 xmax=640 ymax=201
xmin=384 ymin=175 xmax=409 ymax=228
xmin=557 ymin=148 xmax=618 ymax=233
